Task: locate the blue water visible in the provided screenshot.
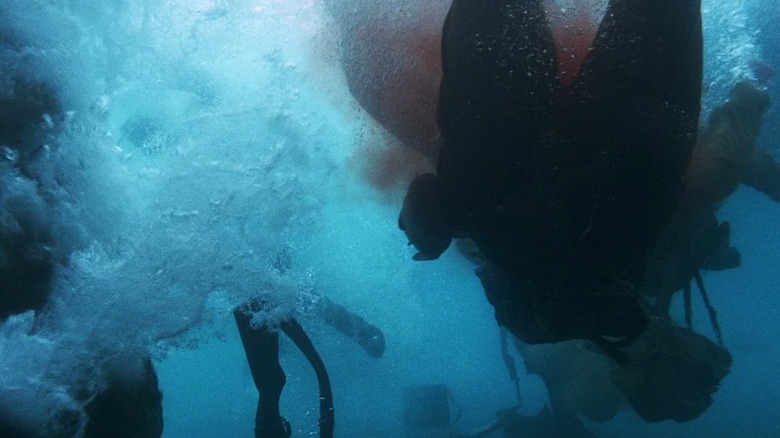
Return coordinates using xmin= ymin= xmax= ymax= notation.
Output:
xmin=1 ymin=1 xmax=778 ymax=437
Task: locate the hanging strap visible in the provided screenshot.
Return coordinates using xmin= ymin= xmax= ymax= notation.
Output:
xmin=693 ymin=271 xmax=724 ymax=347
xmin=684 ymin=282 xmax=693 ymax=330
xmin=499 ymin=328 xmax=522 ymax=406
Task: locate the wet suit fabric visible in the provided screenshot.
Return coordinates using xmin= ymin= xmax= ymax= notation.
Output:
xmin=434 ymin=0 xmax=703 ymax=344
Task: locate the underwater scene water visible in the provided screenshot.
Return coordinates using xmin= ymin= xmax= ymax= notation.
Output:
xmin=0 ymin=1 xmax=778 ymax=437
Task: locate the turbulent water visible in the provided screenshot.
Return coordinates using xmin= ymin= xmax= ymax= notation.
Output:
xmin=0 ymin=1 xmax=778 ymax=437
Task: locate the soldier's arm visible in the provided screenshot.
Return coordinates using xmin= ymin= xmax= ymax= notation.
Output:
xmin=742 ymin=149 xmax=780 ymax=202
xmin=682 ymin=82 xmax=770 ymax=210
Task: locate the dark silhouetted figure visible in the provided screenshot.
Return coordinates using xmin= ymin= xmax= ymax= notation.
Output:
xmin=401 ymin=0 xmax=703 ymax=352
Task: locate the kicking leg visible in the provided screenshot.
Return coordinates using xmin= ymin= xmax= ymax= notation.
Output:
xmin=438 ymin=0 xmax=560 ymax=166
xmin=567 ymin=0 xmax=704 ymax=268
